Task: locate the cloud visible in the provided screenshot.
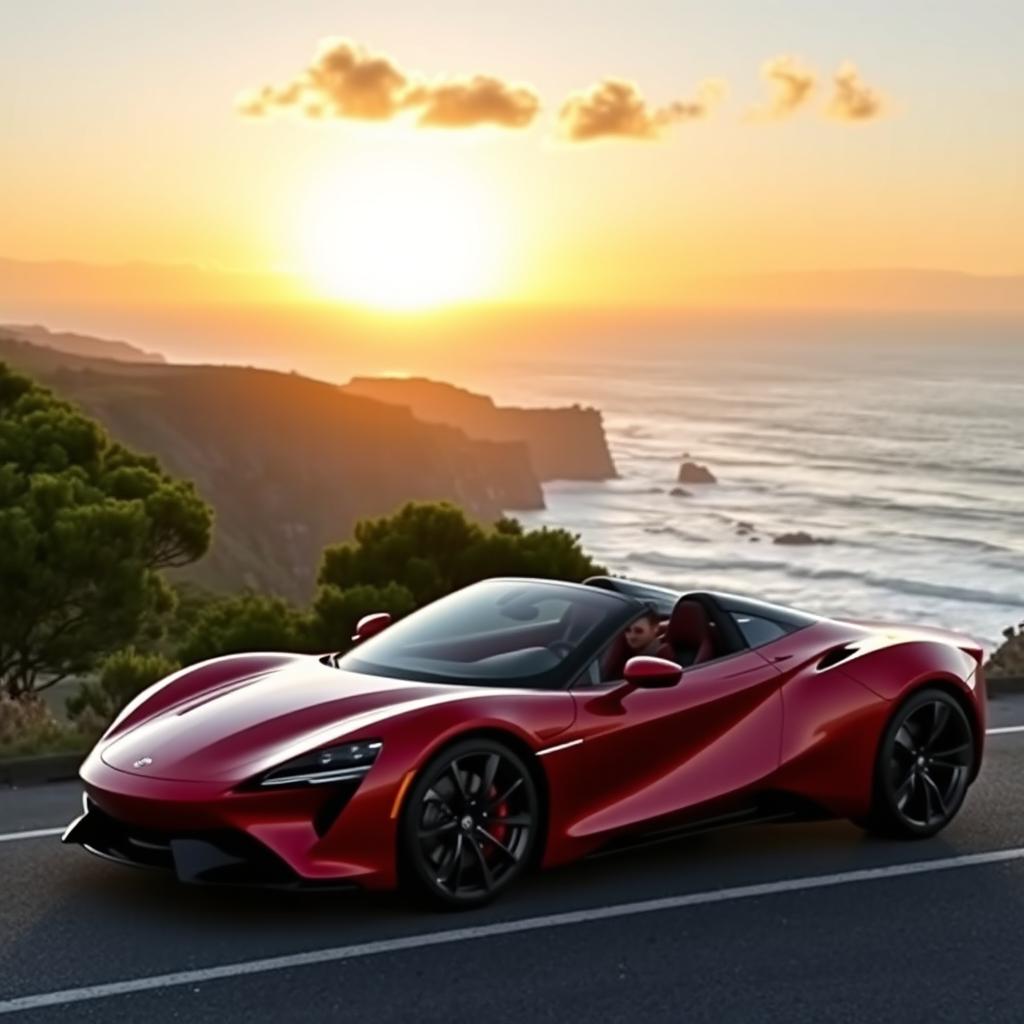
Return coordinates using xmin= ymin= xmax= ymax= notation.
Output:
xmin=558 ymin=78 xmax=725 ymax=142
xmin=409 ymin=75 xmax=540 ymax=128
xmin=237 ymin=37 xmax=539 ymax=130
xmin=748 ymin=55 xmax=817 ymax=120
xmin=238 ymin=38 xmax=410 ymax=120
xmin=237 ymin=39 xmax=885 ymax=139
xmin=826 ymin=61 xmax=884 ymax=121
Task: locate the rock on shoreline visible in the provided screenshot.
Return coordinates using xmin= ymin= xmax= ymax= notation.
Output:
xmin=986 ymin=623 xmax=1024 ymax=679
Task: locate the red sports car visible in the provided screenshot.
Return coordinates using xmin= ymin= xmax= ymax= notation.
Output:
xmin=64 ymin=576 xmax=986 ymax=907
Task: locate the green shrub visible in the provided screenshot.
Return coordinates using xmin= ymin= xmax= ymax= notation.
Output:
xmin=306 ymin=582 xmax=416 ymax=651
xmin=67 ymin=647 xmax=179 ymax=726
xmin=0 ymin=696 xmax=88 ymax=758
xmin=318 ymin=501 xmax=605 ymax=607
xmin=175 ymin=591 xmax=308 ymax=666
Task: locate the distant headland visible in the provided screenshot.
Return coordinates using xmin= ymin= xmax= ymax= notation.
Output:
xmin=0 ymin=326 xmax=616 ymax=600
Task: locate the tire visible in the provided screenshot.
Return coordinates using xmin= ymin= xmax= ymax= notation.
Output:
xmin=398 ymin=738 xmax=540 ymax=909
xmin=863 ymin=687 xmax=975 ymax=839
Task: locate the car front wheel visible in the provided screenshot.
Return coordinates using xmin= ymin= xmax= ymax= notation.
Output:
xmin=399 ymin=738 xmax=540 ymax=908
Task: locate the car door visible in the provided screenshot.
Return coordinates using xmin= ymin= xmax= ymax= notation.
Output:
xmin=562 ymin=647 xmax=784 ymax=841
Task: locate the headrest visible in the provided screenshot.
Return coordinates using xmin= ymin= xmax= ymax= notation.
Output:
xmin=666 ymin=598 xmax=711 ymax=647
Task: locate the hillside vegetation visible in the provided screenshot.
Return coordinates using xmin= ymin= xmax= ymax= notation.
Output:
xmin=0 ymin=386 xmax=603 ymax=752
xmin=0 ymin=362 xmax=211 ymax=699
xmin=0 ymin=334 xmax=550 ymax=598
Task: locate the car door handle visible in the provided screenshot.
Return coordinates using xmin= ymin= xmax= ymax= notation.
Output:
xmin=771 ymin=654 xmax=793 ymax=663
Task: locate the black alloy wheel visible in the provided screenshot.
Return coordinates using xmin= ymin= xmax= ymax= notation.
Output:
xmin=400 ymin=739 xmax=539 ymax=908
xmin=868 ymin=687 xmax=975 ymax=838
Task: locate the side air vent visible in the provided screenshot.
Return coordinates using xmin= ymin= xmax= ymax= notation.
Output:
xmin=312 ymin=780 xmax=363 ymax=837
xmin=816 ymin=644 xmax=860 ymax=671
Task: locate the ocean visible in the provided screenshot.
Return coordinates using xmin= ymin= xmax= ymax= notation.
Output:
xmin=458 ymin=321 xmax=1023 ymax=653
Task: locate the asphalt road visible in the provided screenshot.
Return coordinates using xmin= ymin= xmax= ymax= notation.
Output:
xmin=2 ymin=693 xmax=1024 ymax=1024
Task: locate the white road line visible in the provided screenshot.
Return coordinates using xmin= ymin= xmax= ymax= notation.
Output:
xmin=2 ymin=846 xmax=1024 ymax=1015
xmin=0 ymin=722 xmax=1023 ymax=845
xmin=0 ymin=827 xmax=62 ymax=844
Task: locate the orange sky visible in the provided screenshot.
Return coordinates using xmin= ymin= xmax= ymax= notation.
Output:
xmin=2 ymin=2 xmax=1023 ymax=315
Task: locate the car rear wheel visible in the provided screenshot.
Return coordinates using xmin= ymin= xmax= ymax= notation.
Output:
xmin=865 ymin=687 xmax=975 ymax=838
xmin=399 ymin=738 xmax=540 ymax=908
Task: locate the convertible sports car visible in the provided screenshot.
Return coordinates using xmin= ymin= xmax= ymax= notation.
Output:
xmin=64 ymin=576 xmax=986 ymax=907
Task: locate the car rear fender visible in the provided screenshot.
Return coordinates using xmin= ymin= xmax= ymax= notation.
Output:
xmin=837 ymin=640 xmax=986 ymax=775
xmin=837 ymin=639 xmax=982 ymax=706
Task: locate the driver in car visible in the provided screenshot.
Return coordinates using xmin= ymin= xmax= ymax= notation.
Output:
xmin=623 ymin=609 xmax=662 ymax=657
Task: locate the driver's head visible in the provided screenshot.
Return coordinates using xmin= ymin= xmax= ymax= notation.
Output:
xmin=624 ymin=609 xmax=661 ymax=652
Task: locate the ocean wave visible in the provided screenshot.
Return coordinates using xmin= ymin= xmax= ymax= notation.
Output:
xmin=622 ymin=550 xmax=1022 ymax=609
xmin=625 ymin=550 xmax=793 ymax=573
xmin=747 ymin=488 xmax=1010 ymax=523
xmin=641 ymin=524 xmax=719 ymax=544
xmin=876 ymin=531 xmax=1023 ymax=557
xmin=792 ymin=567 xmax=1022 ymax=609
xmin=666 ymin=439 xmax=1020 ymax=486
xmin=610 ymin=423 xmax=656 ymax=440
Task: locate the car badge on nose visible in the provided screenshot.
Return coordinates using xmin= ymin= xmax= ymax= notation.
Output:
xmin=133 ymin=757 xmax=153 ymax=769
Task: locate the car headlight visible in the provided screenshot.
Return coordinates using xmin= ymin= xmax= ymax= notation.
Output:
xmin=257 ymin=740 xmax=383 ymax=788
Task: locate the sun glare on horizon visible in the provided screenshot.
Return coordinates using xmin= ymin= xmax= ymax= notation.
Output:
xmin=298 ymin=153 xmax=504 ymax=312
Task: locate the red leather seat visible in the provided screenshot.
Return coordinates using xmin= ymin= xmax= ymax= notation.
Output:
xmin=657 ymin=599 xmax=715 ymax=667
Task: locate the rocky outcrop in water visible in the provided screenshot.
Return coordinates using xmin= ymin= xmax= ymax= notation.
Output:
xmin=986 ymin=624 xmax=1024 ymax=679
xmin=773 ymin=531 xmax=832 ymax=546
xmin=342 ymin=376 xmax=617 ymax=482
xmin=677 ymin=460 xmax=717 ymax=484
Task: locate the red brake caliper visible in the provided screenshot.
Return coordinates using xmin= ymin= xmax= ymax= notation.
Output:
xmin=486 ymin=786 xmax=510 ymax=849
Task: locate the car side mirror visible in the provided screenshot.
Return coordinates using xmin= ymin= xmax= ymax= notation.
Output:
xmin=623 ymin=655 xmax=683 ymax=689
xmin=351 ymin=612 xmax=392 ymax=644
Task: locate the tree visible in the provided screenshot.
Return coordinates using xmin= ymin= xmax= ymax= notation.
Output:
xmin=66 ymin=647 xmax=180 ymax=729
xmin=0 ymin=363 xmax=213 ymax=698
xmin=160 ymin=580 xmax=224 ymax=654
xmin=306 ymin=582 xmax=416 ymax=651
xmin=318 ymin=501 xmax=605 ymax=607
xmin=174 ymin=591 xmax=308 ymax=666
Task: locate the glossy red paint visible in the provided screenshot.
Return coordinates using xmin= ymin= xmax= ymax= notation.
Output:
xmin=67 ymin=583 xmax=986 ymax=893
xmin=351 ymin=612 xmax=392 ymax=643
xmin=622 ymin=656 xmax=683 ymax=688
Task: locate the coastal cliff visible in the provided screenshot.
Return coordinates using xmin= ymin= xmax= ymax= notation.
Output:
xmin=0 ymin=336 xmax=543 ymax=599
xmin=0 ymin=323 xmax=165 ymax=364
xmin=342 ymin=376 xmax=617 ymax=481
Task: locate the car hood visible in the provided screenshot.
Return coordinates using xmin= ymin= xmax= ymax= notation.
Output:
xmin=100 ymin=656 xmax=471 ymax=783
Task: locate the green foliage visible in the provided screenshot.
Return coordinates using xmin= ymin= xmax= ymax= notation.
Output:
xmin=66 ymin=647 xmax=180 ymax=727
xmin=159 ymin=581 xmax=223 ymax=653
xmin=318 ymin=501 xmax=605 ymax=607
xmin=0 ymin=363 xmax=214 ymax=698
xmin=307 ymin=582 xmax=416 ymax=651
xmin=163 ymin=503 xmax=603 ymax=666
xmin=0 ymin=696 xmax=88 ymax=758
xmin=174 ymin=592 xmax=308 ymax=666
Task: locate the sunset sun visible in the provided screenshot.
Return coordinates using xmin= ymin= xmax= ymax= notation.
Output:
xmin=299 ymin=153 xmax=502 ymax=311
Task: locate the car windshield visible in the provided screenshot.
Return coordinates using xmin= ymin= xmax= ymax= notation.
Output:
xmin=336 ymin=579 xmax=629 ymax=689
